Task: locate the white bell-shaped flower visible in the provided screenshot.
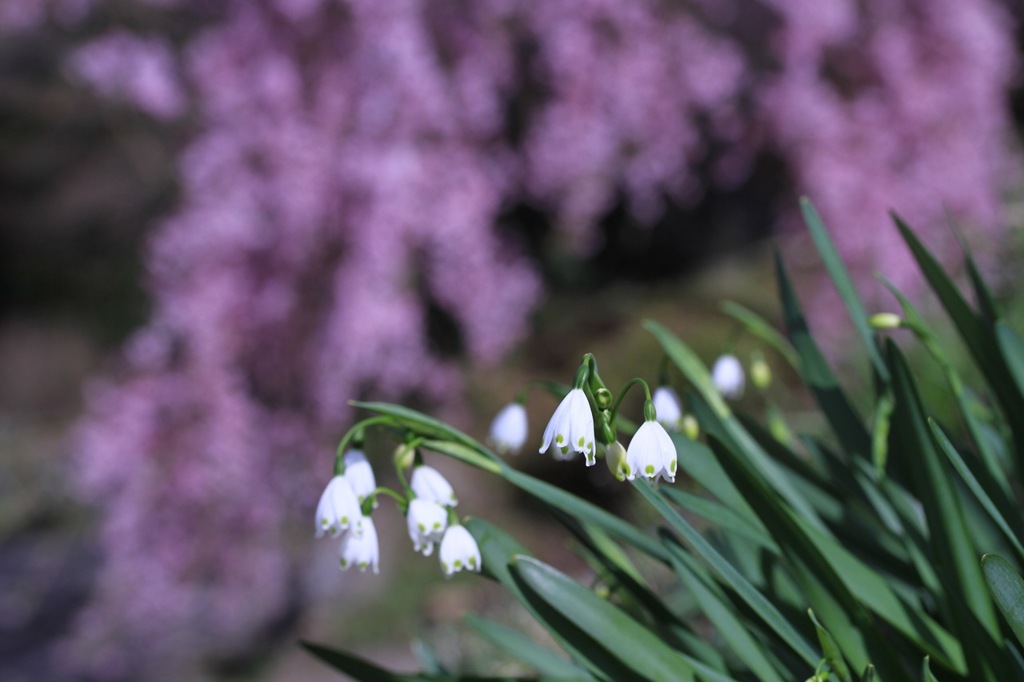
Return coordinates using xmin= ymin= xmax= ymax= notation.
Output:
xmin=652 ymin=386 xmax=684 ymax=430
xmin=539 ymin=388 xmax=596 ymax=465
xmin=439 ymin=524 xmax=482 ymax=576
xmin=339 ymin=514 xmax=379 ymax=573
xmin=343 ymin=450 xmax=377 ymax=504
xmin=489 ymin=402 xmax=528 ymax=455
xmin=625 ymin=420 xmax=678 ymax=484
xmin=711 ymin=354 xmax=745 ymax=399
xmin=315 ymin=475 xmax=362 ymax=538
xmin=406 ymin=497 xmax=448 ymax=556
xmin=410 ymin=465 xmax=458 ymax=507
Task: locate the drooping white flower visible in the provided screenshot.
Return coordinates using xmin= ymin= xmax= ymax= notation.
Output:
xmin=439 ymin=524 xmax=482 ymax=576
xmin=625 ymin=420 xmax=678 ymax=483
xmin=315 ymin=475 xmax=362 ymax=538
xmin=343 ymin=450 xmax=377 ymax=503
xmin=489 ymin=402 xmax=528 ymax=455
xmin=339 ymin=514 xmax=379 ymax=574
xmin=406 ymin=497 xmax=448 ymax=556
xmin=652 ymin=386 xmax=683 ymax=430
xmin=539 ymin=388 xmax=596 ymax=465
xmin=410 ymin=464 xmax=458 ymax=507
xmin=711 ymin=354 xmax=745 ymax=399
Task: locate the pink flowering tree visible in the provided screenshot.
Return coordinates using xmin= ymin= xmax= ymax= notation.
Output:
xmin=4 ymin=0 xmax=1018 ymax=677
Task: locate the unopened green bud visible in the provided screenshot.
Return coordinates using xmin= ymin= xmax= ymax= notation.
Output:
xmin=750 ymin=353 xmax=772 ymax=390
xmin=594 ymin=387 xmax=613 ymax=410
xmin=604 ymin=441 xmax=631 ymax=481
xmin=869 ymin=312 xmax=902 ymax=329
xmin=682 ymin=414 xmax=700 ymax=441
xmin=393 ymin=443 xmax=416 ymax=470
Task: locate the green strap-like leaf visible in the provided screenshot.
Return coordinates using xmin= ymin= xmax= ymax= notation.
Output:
xmin=774 ymin=252 xmax=872 ymax=460
xmin=662 ymin=533 xmax=788 ymax=682
xmin=301 ymin=641 xmax=415 ymax=681
xmin=800 ymin=197 xmax=889 ymax=382
xmin=808 ymin=608 xmax=853 ymax=682
xmin=465 ymin=616 xmax=586 ymax=679
xmin=510 ymin=555 xmax=697 ymax=682
xmin=893 ymin=213 xmax=1024 ymax=454
xmin=647 ymin=319 xmax=826 ymax=529
xmin=930 ymin=420 xmax=1024 ymax=562
xmin=720 ymin=300 xmax=800 ymax=370
xmin=982 ymin=553 xmax=1024 ymax=651
xmin=879 ymin=276 xmax=1008 ymax=492
xmin=633 ymin=478 xmax=820 ymax=667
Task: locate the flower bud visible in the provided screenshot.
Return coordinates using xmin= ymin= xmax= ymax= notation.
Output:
xmin=682 ymin=414 xmax=700 ymax=441
xmin=869 ymin=312 xmax=902 ymax=329
xmin=750 ymin=354 xmax=771 ymax=390
xmin=393 ymin=442 xmax=416 ymax=470
xmin=604 ymin=441 xmax=631 ymax=481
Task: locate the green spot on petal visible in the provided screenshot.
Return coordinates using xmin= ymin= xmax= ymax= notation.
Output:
xmin=555 ymin=434 xmax=564 ymax=445
xmin=454 ymin=560 xmax=462 ymax=568
xmin=577 ymin=436 xmax=585 ymax=447
xmin=433 ymin=522 xmax=441 ymax=530
xmin=418 ymin=523 xmax=426 ymax=532
xmin=645 ymin=464 xmax=655 ymax=475
xmin=468 ymin=557 xmax=477 ymax=567
xmin=341 ymin=515 xmax=349 ymax=524
xmin=559 ymin=445 xmax=569 ymax=455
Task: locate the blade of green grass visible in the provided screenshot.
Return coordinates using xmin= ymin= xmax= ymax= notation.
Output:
xmin=892 ymin=213 xmax=1024 ymax=454
xmin=510 ymin=555 xmax=697 ymax=682
xmin=886 ymin=341 xmax=1009 ymax=680
xmin=661 ymin=533 xmax=789 ymax=682
xmin=465 ymin=616 xmax=585 ymax=679
xmin=930 ymin=420 xmax=1024 ymax=562
xmin=982 ymin=553 xmax=1024 ymax=651
xmin=808 ymin=608 xmax=853 ymax=682
xmin=800 ymin=197 xmax=888 ymax=382
xmin=633 ymin=478 xmax=820 ymax=667
xmin=775 ymin=252 xmax=872 ymax=460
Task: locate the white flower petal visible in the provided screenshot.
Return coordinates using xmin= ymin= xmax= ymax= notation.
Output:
xmin=411 ymin=465 xmax=458 ymax=507
xmin=407 ymin=498 xmax=448 ymax=556
xmin=652 ymin=387 xmax=683 ymax=429
xmin=489 ymin=403 xmax=528 ymax=455
xmin=339 ymin=515 xmax=379 ymax=573
xmin=626 ymin=421 xmax=677 ymax=483
xmin=343 ymin=450 xmax=377 ymax=503
xmin=540 ymin=388 xmax=595 ymax=462
xmin=712 ymin=354 xmax=745 ymax=399
xmin=439 ymin=524 xmax=482 ymax=576
xmin=315 ymin=475 xmax=362 ymax=538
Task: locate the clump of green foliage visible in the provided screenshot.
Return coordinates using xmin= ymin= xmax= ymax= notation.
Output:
xmin=305 ymin=200 xmax=1024 ymax=681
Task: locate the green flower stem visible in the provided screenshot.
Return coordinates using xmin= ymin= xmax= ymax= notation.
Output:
xmin=366 ymin=486 xmax=408 ymax=515
xmin=335 ymin=416 xmax=395 ymax=461
xmin=609 ymin=377 xmax=652 ymax=425
xmin=572 ymin=360 xmax=590 ymax=390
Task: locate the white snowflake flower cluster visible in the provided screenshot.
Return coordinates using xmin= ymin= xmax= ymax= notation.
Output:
xmin=315 ymin=451 xmax=481 ymax=578
xmin=315 ymin=449 xmax=379 ymax=573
